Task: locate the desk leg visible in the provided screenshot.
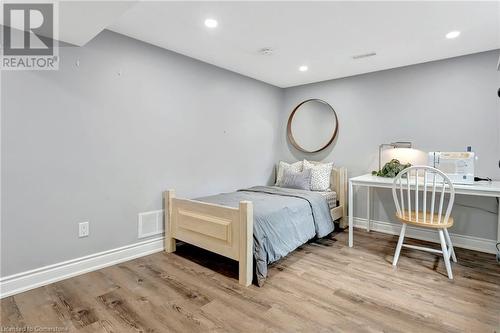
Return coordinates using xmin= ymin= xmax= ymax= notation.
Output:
xmin=497 ymin=197 xmax=500 ymax=244
xmin=349 ymin=180 xmax=354 ymax=247
xmin=366 ymin=187 xmax=371 ymax=232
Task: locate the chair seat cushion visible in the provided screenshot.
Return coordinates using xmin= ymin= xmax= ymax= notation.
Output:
xmin=396 ymin=210 xmax=454 ymax=228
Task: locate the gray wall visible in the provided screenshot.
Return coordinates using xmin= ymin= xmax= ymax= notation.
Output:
xmin=279 ymin=50 xmax=500 ymax=240
xmin=1 ymin=30 xmax=283 ymax=276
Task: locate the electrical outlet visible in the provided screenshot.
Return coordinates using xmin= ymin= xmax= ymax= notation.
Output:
xmin=78 ymin=221 xmax=89 ymax=238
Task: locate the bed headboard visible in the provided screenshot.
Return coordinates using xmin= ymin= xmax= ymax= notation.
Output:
xmin=330 ymin=167 xmax=347 ymax=195
xmin=325 ymin=164 xmax=348 ymax=227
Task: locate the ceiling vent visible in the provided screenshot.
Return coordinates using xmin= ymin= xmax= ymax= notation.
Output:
xmin=352 ymin=52 xmax=377 ymax=60
xmin=259 ymin=48 xmax=274 ymax=56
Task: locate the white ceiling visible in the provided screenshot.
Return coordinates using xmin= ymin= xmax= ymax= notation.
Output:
xmin=0 ymin=1 xmax=136 ymax=46
xmin=2 ymin=1 xmax=499 ymax=87
xmin=58 ymin=1 xmax=137 ymax=46
xmin=108 ymin=1 xmax=500 ymax=87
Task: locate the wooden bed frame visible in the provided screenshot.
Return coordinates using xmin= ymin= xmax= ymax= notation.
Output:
xmin=163 ymin=166 xmax=347 ymax=286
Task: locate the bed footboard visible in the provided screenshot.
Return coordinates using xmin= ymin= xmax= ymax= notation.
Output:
xmin=163 ymin=190 xmax=253 ymax=286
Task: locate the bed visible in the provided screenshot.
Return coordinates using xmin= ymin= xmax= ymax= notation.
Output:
xmin=163 ymin=166 xmax=347 ymax=286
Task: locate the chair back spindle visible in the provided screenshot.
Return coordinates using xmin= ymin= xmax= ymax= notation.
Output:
xmin=392 ymin=166 xmax=455 ymax=227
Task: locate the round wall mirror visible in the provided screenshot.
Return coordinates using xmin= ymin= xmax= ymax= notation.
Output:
xmin=287 ymin=99 xmax=338 ymax=153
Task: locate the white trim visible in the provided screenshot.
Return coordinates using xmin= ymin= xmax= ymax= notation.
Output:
xmin=1 ymin=217 xmax=495 ymax=299
xmin=0 ymin=237 xmax=164 ymax=299
xmin=353 ymin=217 xmax=496 ymax=254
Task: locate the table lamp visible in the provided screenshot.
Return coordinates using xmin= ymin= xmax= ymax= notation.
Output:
xmin=378 ymin=142 xmax=413 ymax=170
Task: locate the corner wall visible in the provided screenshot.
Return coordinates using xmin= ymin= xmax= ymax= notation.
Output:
xmin=280 ymin=50 xmax=500 ymax=243
xmin=1 ymin=30 xmax=284 ymax=277
xmin=2 ymin=30 xmax=499 ymax=286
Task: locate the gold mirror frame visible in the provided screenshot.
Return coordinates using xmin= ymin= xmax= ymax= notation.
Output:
xmin=287 ymin=99 xmax=339 ymax=153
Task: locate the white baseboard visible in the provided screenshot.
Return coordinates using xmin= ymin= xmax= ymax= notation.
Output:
xmin=0 ymin=237 xmax=164 ymax=299
xmin=353 ymin=217 xmax=497 ymax=254
xmin=1 ymin=219 xmax=496 ymax=299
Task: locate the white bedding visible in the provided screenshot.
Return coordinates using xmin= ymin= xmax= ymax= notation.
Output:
xmin=317 ymin=191 xmax=337 ymax=209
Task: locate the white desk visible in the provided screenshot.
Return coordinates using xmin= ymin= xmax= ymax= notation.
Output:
xmin=348 ymin=174 xmax=500 ymax=248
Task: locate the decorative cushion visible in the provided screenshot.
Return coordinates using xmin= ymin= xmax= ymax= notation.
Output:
xmin=280 ymin=168 xmax=312 ymax=190
xmin=275 ymin=161 xmax=303 ymax=186
xmin=303 ymin=160 xmax=333 ymax=191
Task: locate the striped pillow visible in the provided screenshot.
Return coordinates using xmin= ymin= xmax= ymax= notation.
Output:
xmin=275 ymin=161 xmax=303 ymax=186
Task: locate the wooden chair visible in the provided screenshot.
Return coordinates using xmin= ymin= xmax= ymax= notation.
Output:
xmin=392 ymin=166 xmax=456 ymax=279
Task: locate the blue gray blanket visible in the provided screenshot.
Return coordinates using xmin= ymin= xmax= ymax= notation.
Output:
xmin=196 ymin=186 xmax=334 ymax=286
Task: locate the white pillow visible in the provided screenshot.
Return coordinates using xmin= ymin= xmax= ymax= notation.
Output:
xmin=275 ymin=161 xmax=303 ymax=186
xmin=303 ymin=160 xmax=333 ymax=191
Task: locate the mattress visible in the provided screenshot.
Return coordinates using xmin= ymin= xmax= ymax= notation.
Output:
xmin=196 ymin=186 xmax=334 ymax=286
xmin=317 ymin=190 xmax=337 ymax=209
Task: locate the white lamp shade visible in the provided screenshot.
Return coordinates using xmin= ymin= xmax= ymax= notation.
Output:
xmin=382 ymin=148 xmax=427 ymax=166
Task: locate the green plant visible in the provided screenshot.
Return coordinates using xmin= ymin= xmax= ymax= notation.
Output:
xmin=372 ymin=159 xmax=411 ymax=178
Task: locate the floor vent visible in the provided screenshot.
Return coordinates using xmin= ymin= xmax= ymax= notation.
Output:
xmin=138 ymin=210 xmax=163 ymax=239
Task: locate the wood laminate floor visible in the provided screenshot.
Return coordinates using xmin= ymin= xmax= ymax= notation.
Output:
xmin=1 ymin=229 xmax=499 ymax=333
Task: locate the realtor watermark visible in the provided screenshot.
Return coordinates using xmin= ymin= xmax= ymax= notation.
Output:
xmin=1 ymin=1 xmax=59 ymax=70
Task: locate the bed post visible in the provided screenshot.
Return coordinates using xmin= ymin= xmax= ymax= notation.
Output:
xmin=238 ymin=201 xmax=253 ymax=286
xmin=338 ymin=168 xmax=348 ymax=228
xmin=164 ymin=189 xmax=176 ymax=253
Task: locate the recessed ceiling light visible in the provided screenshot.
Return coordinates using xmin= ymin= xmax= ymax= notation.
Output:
xmin=446 ymin=30 xmax=460 ymax=39
xmin=204 ymin=18 xmax=218 ymax=28
xmin=299 ymin=65 xmax=308 ymax=72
